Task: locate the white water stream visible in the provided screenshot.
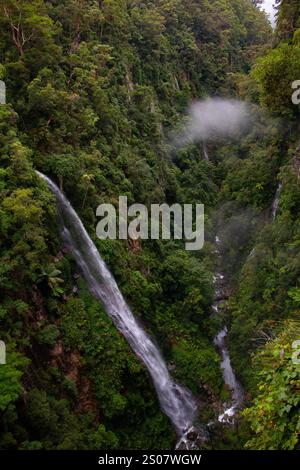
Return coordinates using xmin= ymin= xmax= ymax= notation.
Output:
xmin=212 ymin=236 xmax=244 ymax=423
xmin=272 ymin=183 xmax=282 ymax=220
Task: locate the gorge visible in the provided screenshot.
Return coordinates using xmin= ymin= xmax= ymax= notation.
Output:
xmin=0 ymin=0 xmax=300 ymax=452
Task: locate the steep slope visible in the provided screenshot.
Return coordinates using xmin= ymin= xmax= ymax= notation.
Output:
xmin=0 ymin=0 xmax=271 ymax=449
xmin=217 ymin=0 xmax=300 ymax=449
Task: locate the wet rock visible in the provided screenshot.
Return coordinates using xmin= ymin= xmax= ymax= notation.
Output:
xmin=176 ymin=425 xmax=210 ymax=450
xmin=187 ymin=431 xmax=198 ymax=441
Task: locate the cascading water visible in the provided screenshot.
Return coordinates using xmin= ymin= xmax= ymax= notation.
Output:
xmin=202 ymin=142 xmax=209 ymax=162
xmin=212 ymin=236 xmax=244 ymax=423
xmin=36 ymin=171 xmax=198 ymax=444
xmin=272 ymin=183 xmax=282 ymax=220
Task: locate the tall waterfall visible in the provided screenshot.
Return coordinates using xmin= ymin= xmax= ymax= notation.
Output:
xmin=36 ymin=171 xmax=197 ymax=437
xmin=272 ymin=183 xmax=282 ymax=220
xmin=202 ymin=142 xmax=209 ymax=162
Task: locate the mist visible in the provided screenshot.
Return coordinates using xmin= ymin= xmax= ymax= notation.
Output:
xmin=172 ymin=98 xmax=252 ymax=148
xmin=209 ymin=201 xmax=261 ymax=284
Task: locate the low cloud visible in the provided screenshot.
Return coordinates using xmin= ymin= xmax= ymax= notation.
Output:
xmin=172 ymin=98 xmax=252 ymax=148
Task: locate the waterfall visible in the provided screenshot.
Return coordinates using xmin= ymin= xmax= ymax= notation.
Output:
xmin=202 ymin=142 xmax=209 ymax=162
xmin=272 ymin=183 xmax=282 ymax=220
xmin=36 ymin=171 xmax=197 ymax=438
xmin=213 ymin=327 xmax=244 ymax=422
xmin=212 ymin=236 xmax=244 ymax=423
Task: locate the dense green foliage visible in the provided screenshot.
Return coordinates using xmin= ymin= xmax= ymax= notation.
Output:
xmin=244 ymin=321 xmax=300 ymax=449
xmin=1 ymin=0 xmax=299 ymax=452
xmin=217 ymin=0 xmax=300 ymax=450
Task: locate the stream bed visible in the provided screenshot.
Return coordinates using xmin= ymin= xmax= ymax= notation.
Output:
xmin=212 ymin=236 xmax=244 ymax=423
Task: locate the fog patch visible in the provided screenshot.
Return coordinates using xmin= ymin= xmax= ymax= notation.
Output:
xmin=172 ymin=98 xmax=252 ymax=149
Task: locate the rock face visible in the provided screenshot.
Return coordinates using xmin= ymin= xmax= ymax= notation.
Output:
xmin=49 ymin=341 xmax=99 ymax=418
